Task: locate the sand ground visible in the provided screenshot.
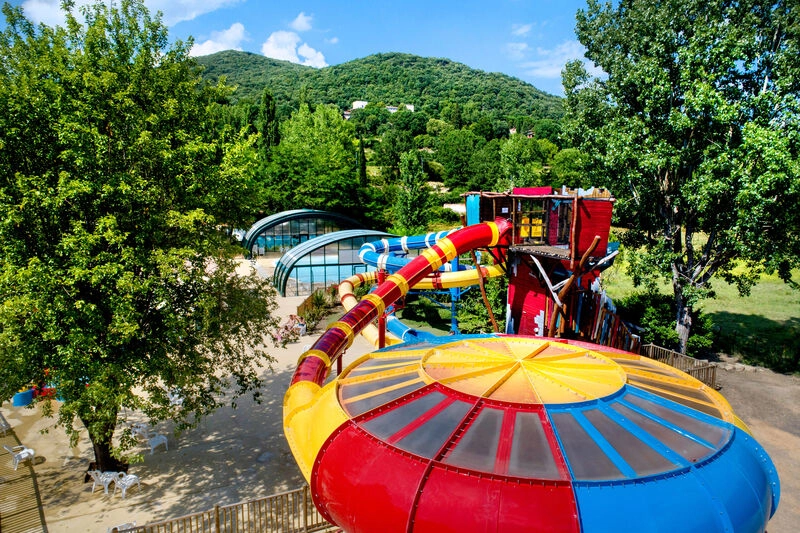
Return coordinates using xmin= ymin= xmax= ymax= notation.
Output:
xmin=1 ymin=294 xmax=374 ymax=533
xmin=1 ymin=291 xmax=798 ymax=532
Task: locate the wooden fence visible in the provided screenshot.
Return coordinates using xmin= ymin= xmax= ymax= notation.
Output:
xmin=127 ymin=485 xmax=337 ymax=533
xmin=640 ymin=343 xmax=718 ymax=389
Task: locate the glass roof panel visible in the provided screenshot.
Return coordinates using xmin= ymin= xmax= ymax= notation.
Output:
xmin=443 ymin=407 xmax=503 ymax=472
xmin=508 ymin=411 xmax=563 ymax=479
xmin=550 ymin=412 xmax=624 ymax=481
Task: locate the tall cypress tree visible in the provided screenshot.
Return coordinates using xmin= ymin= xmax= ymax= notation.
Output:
xmin=358 ymin=136 xmax=368 ymax=187
xmin=393 ymin=151 xmax=430 ymax=235
xmin=257 ymin=88 xmax=280 ymax=159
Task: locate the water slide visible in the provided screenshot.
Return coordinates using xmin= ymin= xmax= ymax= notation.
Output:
xmin=283 ymin=218 xmax=511 ymax=478
xmin=339 ymin=228 xmax=507 ymax=345
xmin=282 ymin=217 xmax=780 ymax=533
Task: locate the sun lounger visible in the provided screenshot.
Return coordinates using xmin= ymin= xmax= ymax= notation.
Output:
xmin=0 ymin=412 xmax=10 ymax=436
xmin=107 ymin=521 xmax=136 ymax=533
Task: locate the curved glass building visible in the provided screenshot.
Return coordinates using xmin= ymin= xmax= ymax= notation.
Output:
xmin=274 ymin=230 xmax=395 ymax=296
xmin=243 ymin=209 xmax=365 ymax=256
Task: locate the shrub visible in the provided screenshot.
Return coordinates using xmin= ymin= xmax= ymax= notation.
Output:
xmin=456 ymin=276 xmax=507 ymax=334
xmin=615 ymin=291 xmax=714 ymax=358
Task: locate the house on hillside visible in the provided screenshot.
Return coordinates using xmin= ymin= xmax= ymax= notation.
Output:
xmin=344 ymin=101 xmax=414 ymax=119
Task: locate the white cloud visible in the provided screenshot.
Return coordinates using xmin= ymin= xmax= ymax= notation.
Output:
xmin=261 ymin=31 xmax=303 ymax=63
xmin=511 ymin=23 xmax=532 ymax=37
xmin=190 ymin=23 xmax=246 ymax=57
xmin=20 ymin=0 xmax=77 ymax=27
xmin=326 ymin=36 xmax=339 ymax=45
xmin=147 ymin=0 xmax=243 ymax=25
xmin=289 ymin=12 xmax=312 ymax=32
xmin=261 ymin=30 xmax=327 ymax=68
xmin=521 ymin=40 xmax=599 ymax=79
xmin=20 ymin=0 xmax=242 ymax=27
xmin=298 ymin=43 xmax=327 ymax=68
xmin=505 ymin=42 xmax=529 ymax=61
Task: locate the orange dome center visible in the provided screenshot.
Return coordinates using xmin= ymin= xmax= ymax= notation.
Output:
xmin=421 ymin=338 xmax=627 ymax=404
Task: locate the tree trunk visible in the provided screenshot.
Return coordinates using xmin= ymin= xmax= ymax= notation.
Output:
xmin=81 ymin=414 xmax=126 ymax=472
xmin=91 ymin=437 xmax=121 ymax=472
xmin=674 ymin=286 xmax=693 ymax=355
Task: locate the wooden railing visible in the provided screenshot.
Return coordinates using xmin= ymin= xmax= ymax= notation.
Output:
xmin=129 ymin=485 xmax=337 ymax=533
xmin=588 ymin=306 xmax=641 ymax=354
xmin=640 ymin=343 xmax=718 ymax=389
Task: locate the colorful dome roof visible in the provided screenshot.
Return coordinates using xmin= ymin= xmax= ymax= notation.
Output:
xmin=304 ymin=335 xmax=779 ymax=533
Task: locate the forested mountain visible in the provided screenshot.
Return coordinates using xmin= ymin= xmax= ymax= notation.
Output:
xmin=196 ymin=50 xmax=563 ymax=121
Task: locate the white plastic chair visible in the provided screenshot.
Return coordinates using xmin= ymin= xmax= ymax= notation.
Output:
xmin=3 ymin=444 xmax=35 ymax=470
xmin=88 ymin=470 xmax=118 ymax=494
xmin=113 ymin=472 xmax=140 ymax=499
xmin=130 ymin=422 xmax=153 ymax=441
xmin=147 ymin=434 xmax=168 ymax=455
xmin=0 ymin=413 xmax=11 ymax=436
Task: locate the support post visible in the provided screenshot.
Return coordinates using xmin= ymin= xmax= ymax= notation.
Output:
xmin=377 ymin=269 xmax=386 ymax=348
xmin=303 ymin=484 xmax=309 ymax=532
xmin=548 ymin=235 xmax=600 ymax=337
xmin=569 ymin=194 xmax=580 ymax=270
xmin=470 ymin=250 xmax=499 ymax=333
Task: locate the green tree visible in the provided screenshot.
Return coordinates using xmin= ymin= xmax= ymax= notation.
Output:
xmin=563 ymin=0 xmax=800 ymax=353
xmin=467 ymin=139 xmax=503 ymax=191
xmin=392 ymin=151 xmax=430 ymax=235
xmin=550 ymin=148 xmax=590 ymax=188
xmin=357 ymin=136 xmax=368 ymax=187
xmin=616 ymin=291 xmax=714 ymax=358
xmin=256 ymin=88 xmax=280 ymax=159
xmin=499 ymin=135 xmax=555 ymax=189
xmin=436 ymin=129 xmax=484 ymax=190
xmin=389 ymin=107 xmax=429 ymax=137
xmin=456 ymin=276 xmax=508 ymax=333
xmin=350 ymin=103 xmax=391 ymax=137
xmin=266 ymin=104 xmax=360 ymax=214
xmin=375 ymin=127 xmax=415 ymax=178
xmin=533 ymin=119 xmax=562 ymax=148
xmin=426 ymin=118 xmax=455 ymax=137
xmin=441 ymin=101 xmax=464 ymax=129
xmin=0 ymin=1 xmax=279 ymax=470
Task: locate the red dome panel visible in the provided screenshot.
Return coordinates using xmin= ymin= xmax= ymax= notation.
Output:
xmin=312 ymin=423 xmax=428 ymax=533
xmin=411 ymin=466 xmax=579 ymax=533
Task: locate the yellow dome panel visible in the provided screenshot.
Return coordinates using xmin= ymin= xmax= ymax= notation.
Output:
xmin=420 ymin=338 xmax=626 ymax=405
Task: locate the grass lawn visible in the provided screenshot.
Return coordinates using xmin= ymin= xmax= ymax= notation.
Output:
xmin=601 ymin=255 xmax=800 ymax=373
xmin=323 ymin=245 xmax=799 ymax=373
xmin=396 ymin=294 xmax=454 ymax=334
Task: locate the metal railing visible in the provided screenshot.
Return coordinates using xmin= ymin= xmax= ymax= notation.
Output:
xmin=640 ymin=343 xmax=717 ymax=388
xmin=129 ymin=485 xmax=337 ymax=533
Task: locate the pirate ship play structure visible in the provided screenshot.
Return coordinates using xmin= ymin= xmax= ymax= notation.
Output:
xmin=466 ymin=186 xmax=632 ymax=348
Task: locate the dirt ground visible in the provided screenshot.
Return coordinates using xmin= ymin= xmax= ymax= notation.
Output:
xmin=713 ymin=358 xmax=800 ymax=533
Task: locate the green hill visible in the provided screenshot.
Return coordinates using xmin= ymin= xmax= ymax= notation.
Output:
xmin=195 ymin=50 xmax=563 ymax=121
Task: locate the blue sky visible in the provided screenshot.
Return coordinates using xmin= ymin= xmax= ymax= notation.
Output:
xmin=12 ymin=0 xmax=594 ymax=96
